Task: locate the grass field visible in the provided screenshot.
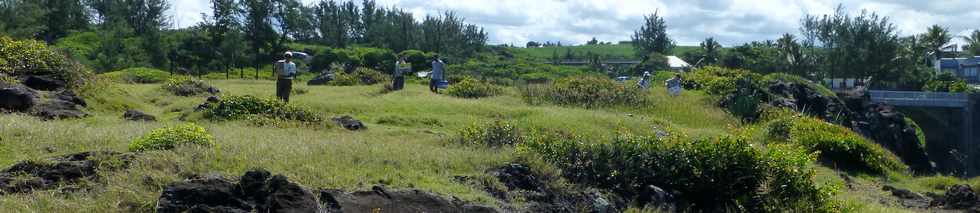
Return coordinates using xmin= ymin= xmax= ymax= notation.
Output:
xmin=2 ymin=76 xmax=979 ymax=212
xmin=509 ymin=43 xmax=701 ymax=61
xmin=0 ymin=78 xmax=735 ymax=212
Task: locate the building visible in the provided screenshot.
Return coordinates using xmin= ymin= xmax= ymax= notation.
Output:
xmin=936 ymin=56 xmax=980 ymax=83
xmin=666 ymin=56 xmax=691 ymax=71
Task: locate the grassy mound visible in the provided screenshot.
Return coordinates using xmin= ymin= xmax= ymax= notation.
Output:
xmin=128 ymin=123 xmax=214 ymax=152
xmin=202 ymin=95 xmax=323 ymax=125
xmin=522 ymin=76 xmax=648 ymax=108
xmin=766 ymin=115 xmax=907 ymax=174
xmin=681 ymin=66 xmax=762 ymax=96
xmin=163 ymin=76 xmax=212 ymax=96
xmin=520 ymin=131 xmax=837 ymax=212
xmin=446 ymin=77 xmax=502 ymax=99
xmin=101 ymin=67 xmax=171 ymax=84
xmin=456 ymin=119 xmax=524 ymax=147
xmin=0 ymin=36 xmax=91 ymax=87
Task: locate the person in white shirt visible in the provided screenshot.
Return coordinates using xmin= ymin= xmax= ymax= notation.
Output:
xmin=638 ymin=71 xmax=652 ymax=89
xmin=665 ymin=74 xmax=683 ymax=96
xmin=276 ymin=52 xmax=298 ymax=102
xmin=393 ymin=56 xmax=410 ymax=90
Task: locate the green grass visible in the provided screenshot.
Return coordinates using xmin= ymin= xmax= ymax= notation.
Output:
xmin=509 ymin=43 xmax=700 ymax=61
xmin=0 ymin=78 xmax=735 ymax=212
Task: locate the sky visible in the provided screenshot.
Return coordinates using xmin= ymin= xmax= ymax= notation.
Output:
xmin=169 ymin=0 xmax=980 ymax=47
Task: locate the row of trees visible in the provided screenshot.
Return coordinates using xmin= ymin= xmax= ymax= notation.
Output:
xmin=632 ymin=6 xmax=980 ymax=90
xmin=0 ymin=0 xmax=488 ymax=74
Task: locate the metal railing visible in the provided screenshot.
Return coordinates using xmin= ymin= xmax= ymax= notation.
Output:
xmin=869 ymin=90 xmax=970 ymax=107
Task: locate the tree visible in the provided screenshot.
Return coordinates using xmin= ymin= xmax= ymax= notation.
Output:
xmin=0 ymin=0 xmax=47 ymax=39
xmin=41 ymin=0 xmax=90 ymax=43
xmin=699 ymin=37 xmax=721 ymax=65
xmin=526 ymin=41 xmax=540 ymax=48
xmin=242 ymin=0 xmax=277 ymax=78
xmin=801 ymin=5 xmax=901 ymax=84
xmin=922 ymin=25 xmax=952 ymax=60
xmin=587 ymin=37 xmax=599 ymax=45
xmin=962 ymin=30 xmax=980 ymax=57
xmin=775 ymin=33 xmax=811 ymax=77
xmin=631 ymin=11 xmax=673 ymax=58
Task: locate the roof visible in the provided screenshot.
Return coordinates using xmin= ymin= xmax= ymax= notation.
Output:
xmin=940 ymin=56 xmax=980 ymax=68
xmin=667 ymin=56 xmax=690 ymax=68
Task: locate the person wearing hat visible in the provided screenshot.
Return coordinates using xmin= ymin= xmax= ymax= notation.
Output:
xmin=276 ymin=52 xmax=298 ymax=102
xmin=637 ymin=71 xmax=652 ymax=89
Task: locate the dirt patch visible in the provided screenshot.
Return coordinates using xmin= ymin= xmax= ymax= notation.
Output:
xmin=0 ymin=151 xmax=132 ymax=194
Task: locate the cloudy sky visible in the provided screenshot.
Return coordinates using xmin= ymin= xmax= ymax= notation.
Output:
xmin=169 ymin=0 xmax=980 ymax=46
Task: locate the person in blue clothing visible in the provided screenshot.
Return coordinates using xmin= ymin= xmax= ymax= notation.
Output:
xmin=429 ymin=55 xmax=445 ymax=93
xmin=276 ymin=52 xmax=298 ymax=102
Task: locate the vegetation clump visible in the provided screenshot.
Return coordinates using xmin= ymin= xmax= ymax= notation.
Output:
xmin=202 ymin=95 xmax=323 ymax=125
xmin=521 ymin=132 xmax=837 ymax=212
xmin=446 ymin=77 xmax=502 ymax=99
xmin=0 ymin=36 xmax=90 ymax=87
xmin=456 ymin=119 xmax=525 ymax=147
xmin=129 ymin=123 xmax=214 ymax=152
xmin=101 ymin=67 xmax=170 ymax=83
xmin=681 ymin=66 xmax=761 ymax=95
xmin=923 ymin=72 xmax=972 ymax=93
xmin=766 ymin=115 xmax=907 ymax=174
xmin=328 ymin=67 xmax=390 ymax=86
xmin=522 ymin=76 xmax=648 ymax=108
xmin=163 ymin=76 xmax=213 ymax=96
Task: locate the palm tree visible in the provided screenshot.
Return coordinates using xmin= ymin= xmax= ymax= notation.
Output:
xmin=776 ymin=33 xmax=805 ymax=76
xmin=922 ymin=25 xmax=952 ymax=60
xmin=962 ymin=30 xmax=980 ymax=57
xmin=699 ymin=37 xmax=721 ymax=65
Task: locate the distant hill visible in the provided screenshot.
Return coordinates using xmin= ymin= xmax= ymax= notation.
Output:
xmin=508 ymin=43 xmax=701 ymax=61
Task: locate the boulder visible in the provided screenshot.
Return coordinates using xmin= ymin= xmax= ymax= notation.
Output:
xmin=307 ymin=72 xmax=335 ymax=85
xmin=938 ymin=184 xmax=979 ymax=209
xmin=841 ymin=90 xmax=935 ymax=173
xmin=332 ymin=116 xmax=366 ymax=131
xmin=156 ymin=169 xmax=320 ymax=213
xmin=123 ymin=110 xmax=156 ymax=121
xmin=0 ymin=151 xmax=131 ymax=194
xmin=492 ymin=163 xmax=543 ymax=192
xmin=636 ymin=185 xmax=676 ymax=209
xmin=319 ymin=185 xmax=498 ymax=213
xmin=0 ymin=86 xmax=38 ymax=112
xmin=21 ymin=75 xmax=66 ymax=91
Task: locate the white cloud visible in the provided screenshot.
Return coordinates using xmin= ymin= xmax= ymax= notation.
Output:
xmin=168 ymin=0 xmax=980 ymax=46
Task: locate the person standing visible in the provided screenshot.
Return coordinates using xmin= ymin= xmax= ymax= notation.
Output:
xmin=393 ymin=56 xmax=410 ymax=90
xmin=430 ymin=55 xmax=445 ymax=93
xmin=665 ymin=74 xmax=683 ymax=96
xmin=637 ymin=71 xmax=652 ymax=89
xmin=276 ymin=52 xmax=298 ymax=102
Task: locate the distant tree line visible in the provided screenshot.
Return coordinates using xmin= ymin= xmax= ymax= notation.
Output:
xmin=0 ymin=0 xmax=488 ymax=74
xmin=632 ymin=5 xmax=980 ymax=90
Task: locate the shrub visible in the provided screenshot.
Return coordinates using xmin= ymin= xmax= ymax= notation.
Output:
xmin=766 ymin=116 xmax=907 ymax=174
xmin=681 ymin=66 xmax=761 ymax=95
xmin=522 ymin=76 xmax=648 ymax=108
xmin=521 ymin=132 xmax=836 ymax=212
xmin=0 ymin=36 xmax=91 ymax=87
xmin=129 ymin=123 xmax=214 ymax=152
xmin=203 ymin=95 xmax=323 ymax=124
xmin=101 ymin=67 xmax=171 ymax=83
xmin=923 ymin=72 xmax=972 ymax=93
xmin=328 ymin=67 xmax=390 ymax=86
xmin=398 ymin=50 xmax=434 ymax=71
xmin=457 ymin=119 xmax=525 ymax=147
xmin=446 ymin=77 xmax=502 ymax=99
xmin=162 ymin=76 xmax=212 ymax=96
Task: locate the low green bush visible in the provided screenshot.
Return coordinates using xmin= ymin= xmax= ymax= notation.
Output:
xmin=129 ymin=123 xmax=214 ymax=152
xmin=923 ymin=72 xmax=972 ymax=93
xmin=0 ymin=36 xmax=91 ymax=87
xmin=202 ymin=95 xmax=323 ymax=124
xmin=446 ymin=77 xmax=502 ymax=99
xmin=101 ymin=67 xmax=171 ymax=83
xmin=162 ymin=76 xmax=212 ymax=96
xmin=681 ymin=66 xmax=761 ymax=95
xmin=521 ymin=132 xmax=836 ymax=212
xmin=522 ymin=76 xmax=648 ymax=108
xmin=456 ymin=119 xmax=525 ymax=147
xmin=766 ymin=116 xmax=907 ymax=174
xmin=329 ymin=67 xmax=390 ymax=86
